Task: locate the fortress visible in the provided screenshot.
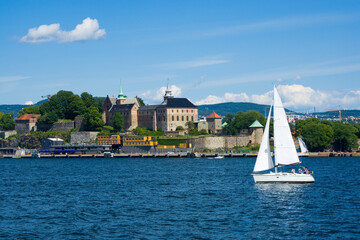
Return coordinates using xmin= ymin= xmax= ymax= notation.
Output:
xmin=103 ymin=84 xmax=198 ymax=132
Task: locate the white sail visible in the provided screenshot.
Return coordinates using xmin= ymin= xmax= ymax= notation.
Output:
xmin=273 ymin=86 xmax=300 ymax=166
xmin=253 ymin=105 xmax=273 ymax=172
xmin=298 ymin=137 xmax=308 ymax=153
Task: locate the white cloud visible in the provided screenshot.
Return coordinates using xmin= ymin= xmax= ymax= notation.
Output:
xmin=195 ymin=92 xmax=249 ymax=105
xmin=196 ymin=84 xmax=360 ymax=112
xmin=154 ymin=56 xmax=229 ymax=69
xmin=25 ymin=101 xmax=34 ymax=105
xmin=0 ymin=76 xmax=31 ymax=83
xmin=140 ymin=85 xmax=182 ymax=102
xmin=20 ymin=17 xmax=106 ymax=43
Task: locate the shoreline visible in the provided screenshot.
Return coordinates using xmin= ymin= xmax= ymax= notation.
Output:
xmin=1 ymin=152 xmax=359 ymax=159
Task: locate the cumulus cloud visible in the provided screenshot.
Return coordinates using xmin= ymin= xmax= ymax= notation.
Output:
xmin=20 ymin=17 xmax=106 ymax=43
xmin=25 ymin=101 xmax=34 ymax=105
xmin=195 ymin=84 xmax=360 ymax=112
xmin=195 ymin=92 xmax=249 ymax=105
xmin=140 ymin=85 xmax=182 ymax=102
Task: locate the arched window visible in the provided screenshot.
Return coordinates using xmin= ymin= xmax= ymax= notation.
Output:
xmin=186 ymin=116 xmax=189 ymax=121
xmin=191 ymin=116 xmax=194 ymax=121
xmin=172 ymin=116 xmax=174 ymax=121
xmin=182 ymin=116 xmax=184 ymax=121
xmin=177 ymin=116 xmax=179 ymax=121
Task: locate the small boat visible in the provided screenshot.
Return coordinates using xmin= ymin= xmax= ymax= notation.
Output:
xmin=214 ymin=155 xmax=224 ymax=159
xmin=297 ymin=137 xmax=309 ymax=157
xmin=252 ymin=86 xmax=315 ymax=183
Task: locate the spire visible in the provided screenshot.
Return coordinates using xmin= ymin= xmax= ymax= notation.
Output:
xmin=164 ymin=79 xmax=174 ymax=100
xmin=117 ymin=82 xmax=126 ymax=100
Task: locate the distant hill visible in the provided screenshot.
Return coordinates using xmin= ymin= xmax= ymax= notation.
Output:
xmin=197 ymin=102 xmax=294 ymax=117
xmin=314 ymin=110 xmax=360 ymax=119
xmin=0 ymin=100 xmax=46 ymax=116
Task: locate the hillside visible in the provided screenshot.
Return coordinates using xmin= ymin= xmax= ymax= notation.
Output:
xmin=0 ymin=100 xmax=46 ymax=116
xmin=197 ymin=102 xmax=294 ymax=117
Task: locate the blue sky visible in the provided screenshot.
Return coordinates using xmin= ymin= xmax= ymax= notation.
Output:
xmin=1 ymin=0 xmax=360 ymax=112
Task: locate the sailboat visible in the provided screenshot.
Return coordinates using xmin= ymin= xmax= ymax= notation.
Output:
xmin=252 ymin=86 xmax=315 ymax=183
xmin=297 ymin=137 xmax=309 ymax=157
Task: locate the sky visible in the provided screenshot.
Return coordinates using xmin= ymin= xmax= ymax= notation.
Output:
xmin=1 ymin=0 xmax=360 ymax=112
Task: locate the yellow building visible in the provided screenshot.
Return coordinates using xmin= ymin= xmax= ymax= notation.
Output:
xmin=122 ymin=136 xmax=158 ymax=147
xmin=97 ymin=135 xmax=121 ymax=145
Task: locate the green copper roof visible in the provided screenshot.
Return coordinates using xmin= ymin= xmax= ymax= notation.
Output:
xmin=117 ymin=85 xmax=126 ymax=100
xmin=249 ymin=120 xmax=263 ymax=128
xmin=222 ymin=122 xmax=228 ymax=127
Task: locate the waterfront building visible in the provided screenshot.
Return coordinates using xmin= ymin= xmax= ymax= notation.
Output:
xmin=206 ymin=112 xmax=223 ymax=134
xmin=97 ymin=135 xmax=121 ymax=145
xmin=15 ymin=114 xmax=41 ymax=134
xmin=103 ymin=85 xmax=140 ymax=131
xmin=104 ymin=84 xmax=198 ymax=132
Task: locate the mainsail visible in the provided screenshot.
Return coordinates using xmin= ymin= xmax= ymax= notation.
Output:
xmin=253 ymin=105 xmax=273 ymax=172
xmin=273 ymin=86 xmax=300 ymax=166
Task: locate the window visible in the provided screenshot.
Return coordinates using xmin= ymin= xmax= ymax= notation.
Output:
xmin=177 ymin=110 xmax=179 ymax=113
xmin=182 ymin=116 xmax=184 ymax=121
xmin=182 ymin=110 xmax=183 ymax=113
xmin=187 ymin=116 xmax=189 ymax=121
xmin=177 ymin=116 xmax=179 ymax=121
xmin=172 ymin=116 xmax=174 ymax=121
xmin=191 ymin=116 xmax=194 ymax=121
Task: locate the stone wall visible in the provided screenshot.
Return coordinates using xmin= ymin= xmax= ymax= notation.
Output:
xmin=75 ymin=116 xmax=84 ymax=131
xmin=70 ymin=131 xmax=99 ymax=144
xmin=51 ymin=121 xmax=75 ymax=132
xmin=191 ymin=136 xmax=252 ymax=151
xmin=0 ymin=130 xmax=17 ymax=139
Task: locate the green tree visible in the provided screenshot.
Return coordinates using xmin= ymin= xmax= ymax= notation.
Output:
xmin=37 ymin=111 xmax=59 ymax=125
xmin=18 ymin=106 xmax=40 ymax=116
xmin=176 ymin=126 xmax=184 ymax=131
xmin=0 ymin=112 xmax=15 ymax=130
xmin=113 ymin=112 xmax=124 ymax=132
xmin=83 ymin=106 xmax=104 ymax=131
xmin=185 ymin=121 xmax=195 ymax=130
xmin=66 ymin=95 xmax=86 ymax=119
xmin=332 ymin=122 xmax=359 ymax=151
xmin=299 ymin=120 xmax=334 ymax=152
xmin=40 ymin=90 xmax=74 ymax=119
xmin=136 ymin=97 xmax=145 ymax=106
xmin=81 ymin=92 xmax=97 ymax=108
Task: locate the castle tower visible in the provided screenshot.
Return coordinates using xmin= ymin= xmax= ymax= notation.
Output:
xmin=164 ymin=81 xmax=174 ymax=100
xmin=116 ymin=84 xmax=126 ymax=105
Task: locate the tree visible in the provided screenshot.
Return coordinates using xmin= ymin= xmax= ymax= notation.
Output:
xmin=83 ymin=106 xmax=104 ymax=131
xmin=0 ymin=112 xmax=15 ymax=130
xmin=66 ymin=95 xmax=86 ymax=119
xmin=223 ymin=111 xmax=266 ymax=135
xmin=37 ymin=111 xmax=59 ymax=125
xmin=176 ymin=126 xmax=184 ymax=131
xmin=185 ymin=121 xmax=195 ymax=130
xmin=40 ymin=90 xmax=74 ymax=119
xmin=113 ymin=112 xmax=124 ymax=132
xmin=18 ymin=106 xmax=40 ymax=116
xmin=81 ymin=92 xmax=97 ymax=108
xmin=332 ymin=122 xmax=359 ymax=151
xmin=136 ymin=97 xmax=145 ymax=106
xmin=298 ymin=120 xmax=334 ymax=152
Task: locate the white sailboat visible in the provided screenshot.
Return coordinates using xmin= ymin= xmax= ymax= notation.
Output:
xmin=298 ymin=137 xmax=309 ymax=157
xmin=252 ymin=86 xmax=315 ymax=183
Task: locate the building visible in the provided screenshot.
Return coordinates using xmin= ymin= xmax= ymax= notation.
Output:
xmin=41 ymin=138 xmax=64 ymax=150
xmin=103 ymin=85 xmax=140 ymax=131
xmin=104 ymin=84 xmax=198 ymax=132
xmin=206 ymin=112 xmax=222 ymax=134
xmin=97 ymin=135 xmax=121 ymax=145
xmin=15 ymin=114 xmax=41 ymax=134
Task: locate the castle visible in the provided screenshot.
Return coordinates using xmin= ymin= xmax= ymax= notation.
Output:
xmin=103 ymin=84 xmax=198 ymax=132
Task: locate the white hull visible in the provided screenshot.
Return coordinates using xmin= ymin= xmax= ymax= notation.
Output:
xmin=253 ymin=172 xmax=315 ymax=183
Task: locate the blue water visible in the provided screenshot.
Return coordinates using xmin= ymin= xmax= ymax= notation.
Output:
xmin=1 ymin=157 xmax=359 ymax=239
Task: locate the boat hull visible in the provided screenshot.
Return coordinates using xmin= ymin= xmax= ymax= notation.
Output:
xmin=253 ymin=172 xmax=315 ymax=183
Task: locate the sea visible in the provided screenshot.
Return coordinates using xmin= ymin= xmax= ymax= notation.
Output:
xmin=1 ymin=157 xmax=359 ymax=239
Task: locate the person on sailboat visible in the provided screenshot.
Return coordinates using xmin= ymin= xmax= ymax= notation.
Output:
xmin=298 ymin=167 xmax=303 ymax=174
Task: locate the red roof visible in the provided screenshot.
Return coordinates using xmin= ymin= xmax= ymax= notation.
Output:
xmin=206 ymin=112 xmax=221 ymax=119
xmin=16 ymin=114 xmax=41 ymax=120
